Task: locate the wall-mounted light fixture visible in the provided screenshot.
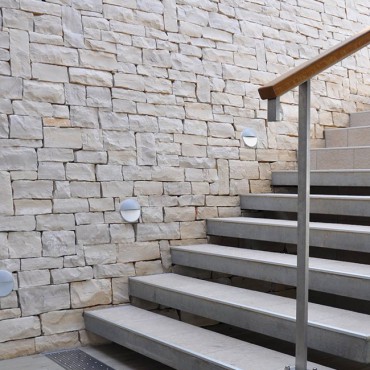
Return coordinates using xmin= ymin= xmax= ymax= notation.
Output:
xmin=241 ymin=128 xmax=258 ymax=148
xmin=0 ymin=270 xmax=13 ymax=297
xmin=119 ymin=199 xmax=141 ymax=223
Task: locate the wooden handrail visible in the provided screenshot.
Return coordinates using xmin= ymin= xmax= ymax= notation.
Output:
xmin=259 ymin=27 xmax=370 ymax=100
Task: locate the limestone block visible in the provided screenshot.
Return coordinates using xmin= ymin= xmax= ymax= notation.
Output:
xmin=65 ymin=84 xmax=86 ymax=106
xmin=75 ymin=151 xmax=107 ymax=164
xmin=66 ymin=163 xmax=95 ymax=181
xmin=96 ymin=165 xmax=122 ymax=181
xmin=134 ymin=181 xmax=163 ymax=196
xmin=0 ymin=316 xmax=40 ymax=343
xmin=44 ymin=127 xmax=82 ymax=149
xmin=136 ymin=133 xmax=157 ymax=165
xmin=137 ymin=222 xmax=180 ymax=242
xmin=51 ymin=266 xmax=93 ymax=284
xmin=93 ymin=262 xmax=135 ymax=279
xmin=30 ymin=44 xmax=78 ymax=66
xmin=223 ymin=64 xmax=250 ymax=82
xmin=70 ymin=182 xmax=101 ymax=198
xmin=101 ymin=181 xmax=133 ymax=197
xmin=114 ymin=73 xmax=145 ymax=91
xmin=38 ymin=162 xmax=66 ymax=180
xmin=9 ymin=115 xmax=42 ymax=140
xmin=69 ymin=68 xmax=113 ymax=87
xmin=185 ymin=102 xmax=213 ymax=121
xmin=103 ymin=130 xmax=135 ymax=150
xmin=152 ymin=167 xmax=185 ymax=182
xmin=0 ymin=233 xmax=8 ymax=259
xmin=182 ymin=144 xmax=206 ymax=157
xmin=164 ymin=182 xmax=191 ymax=195
xmin=81 ymin=129 xmax=104 ymax=151
xmin=163 ymin=0 xmax=178 ymax=32
xmin=88 ymin=198 xmax=115 ymax=212
xmin=13 ymin=101 xmax=53 ymax=117
xmin=19 ymin=284 xmax=70 ymax=316
xmin=196 ymin=206 xmax=218 ymax=219
xmin=18 ymin=270 xmax=50 ymax=288
xmin=164 ymin=206 xmax=195 ymax=222
xmin=0 ymin=258 xmax=19 ymax=273
xmin=62 ymin=5 xmax=83 ymax=48
xmin=35 ymin=332 xmax=80 ymax=353
xmin=42 ymin=231 xmax=76 ymax=257
xmin=99 ymin=111 xmax=129 ymax=131
xmin=41 ymin=309 xmax=84 ymax=335
xmin=70 ymin=279 xmax=111 ymax=308
xmin=13 ymin=180 xmax=53 ymax=199
xmin=84 ymin=244 xmax=117 ymax=265
xmin=0 ymin=216 xmax=36 ymax=232
xmin=180 ymin=221 xmax=206 ymax=239
xmin=0 ymin=172 xmax=13 ymax=215
xmin=70 ymin=106 xmax=99 ymax=129
xmin=10 ymin=171 xmax=38 ymax=181
xmin=112 ymin=277 xmax=129 ymax=304
xmin=0 ymin=76 xmax=22 ymax=99
xmin=3 ymin=7 xmax=33 ymax=30
xmin=86 ymin=87 xmax=112 ymax=108
xmin=135 ymin=260 xmax=163 ymax=276
xmin=0 ymin=114 xmax=9 ymax=138
xmin=8 ymin=232 xmax=42 ymax=258
xmin=80 ymin=49 xmax=118 ymax=71
xmin=178 ymin=195 xmax=205 ymax=207
xmin=54 ymin=181 xmax=71 ymax=199
xmin=9 ymin=29 xmax=31 ymax=78
xmin=110 ymin=224 xmax=135 ymax=243
xmin=76 ymin=224 xmax=110 ymax=245
xmin=0 ymin=338 xmax=35 ymax=360
xmin=207 ymin=146 xmax=239 ymax=159
xmin=24 ymin=80 xmax=64 ymax=104
xmin=203 ymin=27 xmax=232 ymax=43
xmin=34 ymin=15 xmax=62 ymax=36
xmin=118 ymin=242 xmax=160 ymax=263
xmin=217 ymin=159 xmax=230 ymax=195
xmin=36 ymin=214 xmax=75 ymax=231
xmin=0 ymin=308 xmax=21 ymax=321
xmin=53 ymin=199 xmax=89 ymax=214
xmin=21 ymin=257 xmax=63 ymax=271
xmin=0 ymin=290 xmax=18 ymax=309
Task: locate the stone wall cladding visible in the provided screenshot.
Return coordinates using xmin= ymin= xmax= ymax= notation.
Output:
xmin=0 ymin=0 xmax=369 ymax=359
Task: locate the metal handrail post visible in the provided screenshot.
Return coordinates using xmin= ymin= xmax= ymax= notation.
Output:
xmin=295 ymin=80 xmax=311 ymax=370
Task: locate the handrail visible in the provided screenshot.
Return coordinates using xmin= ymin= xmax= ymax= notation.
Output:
xmin=259 ymin=27 xmax=370 ymax=100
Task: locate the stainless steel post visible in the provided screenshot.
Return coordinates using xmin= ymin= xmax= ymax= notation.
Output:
xmin=295 ymin=80 xmax=311 ymax=370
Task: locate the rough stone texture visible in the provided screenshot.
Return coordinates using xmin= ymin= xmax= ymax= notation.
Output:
xmin=0 ymin=0 xmax=368 ymax=359
xmin=0 ymin=316 xmax=40 ymax=343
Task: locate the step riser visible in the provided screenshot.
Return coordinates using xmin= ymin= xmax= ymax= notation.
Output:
xmin=325 ymin=127 xmax=370 ymax=148
xmin=241 ymin=195 xmax=370 ymax=217
xmin=171 ymin=250 xmax=370 ymax=301
xmin=85 ymin=314 xmax=228 ymax=370
xmin=130 ymin=280 xmax=369 ymax=362
xmin=350 ymin=112 xmax=370 ymax=127
xmin=311 ymin=148 xmax=370 ymax=170
xmin=206 ymin=219 xmax=370 ymax=253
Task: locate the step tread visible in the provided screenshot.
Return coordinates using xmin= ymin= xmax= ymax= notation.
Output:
xmin=85 ymin=305 xmax=330 ymax=370
xmin=130 ymin=273 xmax=370 ymax=338
xmin=325 ymin=125 xmax=370 ymax=131
xmin=272 ymin=170 xmax=370 ymax=187
xmin=171 ymin=244 xmax=370 ymax=280
xmin=240 ymin=193 xmax=370 ymax=216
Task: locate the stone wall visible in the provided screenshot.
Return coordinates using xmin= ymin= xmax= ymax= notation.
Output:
xmin=0 ymin=0 xmax=369 ymax=359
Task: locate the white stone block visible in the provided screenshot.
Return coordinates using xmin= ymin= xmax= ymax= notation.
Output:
xmin=0 ymin=76 xmax=22 ymax=99
xmin=53 ymin=199 xmax=89 ymax=214
xmin=69 ymin=68 xmax=113 ymax=87
xmin=96 ymin=165 xmax=123 ymax=181
xmin=35 ymin=332 xmax=79 ymax=353
xmin=110 ymin=224 xmax=135 ymax=243
xmin=21 ymin=257 xmax=63 ymax=271
xmin=19 ymin=284 xmax=70 ymax=316
xmin=0 ymin=172 xmax=13 ymax=215
xmin=65 ymin=84 xmax=86 ymax=106
xmin=80 ymin=49 xmax=118 ymax=71
xmin=36 ymin=214 xmax=75 ymax=231
xmin=137 ymin=133 xmax=156 ymax=165
xmin=84 ymin=244 xmax=117 ymax=265
xmin=76 ymin=224 xmax=110 ymax=245
xmin=42 ymin=230 xmax=76 ymax=257
xmin=41 ymin=309 xmax=84 ymax=335
xmin=38 ymin=162 xmax=66 ymax=180
xmin=34 ymin=14 xmax=62 ymax=36
xmin=135 ymin=260 xmax=163 ymax=276
xmin=18 ymin=270 xmax=50 ymax=288
xmin=70 ymin=182 xmax=101 ymax=198
xmin=9 ymin=29 xmax=31 ymax=78
xmin=9 ymin=115 xmax=43 ymax=140
xmin=66 ymin=163 xmax=95 ymax=181
xmin=86 ymin=87 xmax=112 ymax=108
xmin=14 ymin=200 xmax=52 ymax=215
xmin=0 ymin=216 xmax=36 ymax=232
xmin=118 ymin=242 xmax=160 ymax=263
xmin=23 ymin=80 xmax=64 ymax=104
xmin=70 ymin=279 xmax=111 ymax=308
xmin=0 ymin=316 xmax=40 ymax=343
xmin=8 ymin=232 xmax=41 ymax=258
xmin=114 ymin=73 xmax=145 ymax=91
xmin=13 ymin=180 xmax=53 ymax=199
xmin=13 ymin=100 xmax=53 ymax=117
xmin=185 ymin=103 xmax=213 ymax=121
xmin=30 ymin=43 xmax=78 ymax=66
xmin=136 ymin=222 xmax=180 ymax=242
xmin=103 ymin=131 xmax=135 ymax=150
xmin=51 ymin=266 xmax=93 ymax=284
xmin=44 ymin=127 xmax=82 ymax=149
xmin=112 ymin=277 xmax=129 ymax=304
xmin=93 ymin=263 xmax=135 ymax=278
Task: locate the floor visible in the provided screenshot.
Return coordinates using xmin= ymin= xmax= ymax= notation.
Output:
xmin=0 ymin=344 xmax=173 ymax=370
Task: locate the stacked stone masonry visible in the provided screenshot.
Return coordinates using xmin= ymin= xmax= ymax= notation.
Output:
xmin=0 ymin=0 xmax=369 ymax=359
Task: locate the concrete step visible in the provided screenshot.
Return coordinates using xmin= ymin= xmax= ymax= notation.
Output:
xmin=325 ymin=126 xmax=370 ymax=148
xmin=206 ymin=217 xmax=370 ymax=253
xmin=130 ymin=273 xmax=370 ymax=363
xmin=171 ymin=244 xmax=370 ymax=300
xmin=311 ymin=147 xmax=370 ymax=170
xmin=272 ymin=170 xmax=370 ymax=187
xmin=240 ymin=193 xmax=370 ymax=217
xmin=350 ymin=111 xmax=370 ymax=127
xmin=84 ymin=305 xmax=330 ymax=370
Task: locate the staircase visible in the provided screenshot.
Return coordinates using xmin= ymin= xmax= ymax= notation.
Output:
xmin=85 ymin=111 xmax=370 ymax=370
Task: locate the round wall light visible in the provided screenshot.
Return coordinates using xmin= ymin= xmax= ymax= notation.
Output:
xmin=0 ymin=270 xmax=13 ymax=297
xmin=119 ymin=199 xmax=141 ymax=223
xmin=241 ymin=128 xmax=258 ymax=148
